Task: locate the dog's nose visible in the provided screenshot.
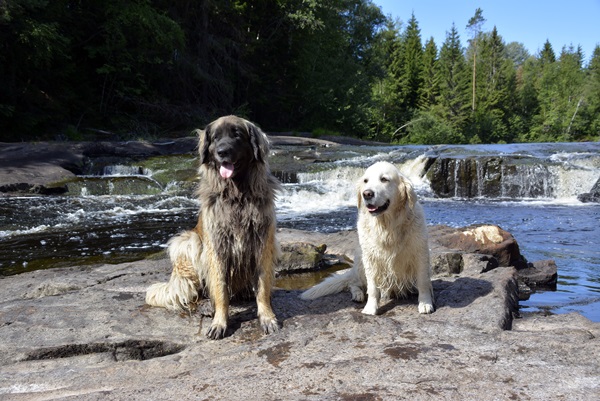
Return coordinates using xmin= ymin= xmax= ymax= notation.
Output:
xmin=217 ymin=147 xmax=230 ymax=159
xmin=363 ymin=189 xmax=374 ymax=200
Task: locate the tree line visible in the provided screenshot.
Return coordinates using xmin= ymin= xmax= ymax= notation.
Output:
xmin=1 ymin=0 xmax=598 ymax=143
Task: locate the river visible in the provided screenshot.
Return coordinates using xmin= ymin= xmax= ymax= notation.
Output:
xmin=1 ymin=141 xmax=599 ymax=321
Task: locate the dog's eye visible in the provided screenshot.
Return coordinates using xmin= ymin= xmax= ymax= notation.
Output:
xmin=363 ymin=178 xmax=368 ymax=183
xmin=380 ymin=176 xmax=389 ymax=183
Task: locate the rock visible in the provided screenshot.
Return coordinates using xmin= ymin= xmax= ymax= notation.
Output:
xmin=430 ymin=224 xmax=528 ymax=270
xmin=431 ymin=252 xmax=463 ymax=275
xmin=0 ymin=139 xmax=197 ymax=195
xmin=425 ymin=156 xmax=504 ymax=198
xmin=424 ymin=155 xmax=553 ymax=199
xmin=277 ymin=229 xmax=359 ymax=260
xmin=517 ymin=259 xmax=558 ymax=292
xmin=1 ymin=227 xmax=597 ymax=400
xmin=277 ymin=242 xmax=327 ymax=274
xmin=578 ymin=177 xmax=600 ymax=203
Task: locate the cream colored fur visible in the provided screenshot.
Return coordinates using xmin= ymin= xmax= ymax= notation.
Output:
xmin=301 ymin=161 xmax=434 ymax=315
xmin=146 ymin=230 xmax=202 ymax=311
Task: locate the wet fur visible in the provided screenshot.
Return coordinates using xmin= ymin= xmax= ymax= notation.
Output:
xmin=301 ymin=161 xmax=434 ymax=315
xmin=146 ymin=115 xmax=281 ymax=339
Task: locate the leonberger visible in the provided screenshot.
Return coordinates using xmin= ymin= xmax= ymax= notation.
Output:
xmin=146 ymin=115 xmax=281 ymax=339
xmin=301 ymin=161 xmax=435 ymax=315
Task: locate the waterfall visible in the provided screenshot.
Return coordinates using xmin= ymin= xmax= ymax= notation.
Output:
xmin=422 ymin=144 xmax=600 ymax=201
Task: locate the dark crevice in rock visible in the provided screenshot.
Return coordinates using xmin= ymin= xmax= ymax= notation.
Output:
xmin=23 ymin=340 xmax=185 ymax=362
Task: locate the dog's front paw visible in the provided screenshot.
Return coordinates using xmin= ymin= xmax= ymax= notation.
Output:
xmin=418 ymin=302 xmax=435 ymax=314
xmin=260 ymin=316 xmax=281 ymax=335
xmin=206 ymin=323 xmax=227 ymax=340
xmin=361 ymin=303 xmax=378 ymax=315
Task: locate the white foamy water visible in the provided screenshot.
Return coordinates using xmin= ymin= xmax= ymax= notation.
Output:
xmin=276 ymin=166 xmax=363 ymax=218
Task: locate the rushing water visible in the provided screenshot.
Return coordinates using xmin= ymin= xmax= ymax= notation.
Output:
xmin=1 ymin=142 xmax=599 ymax=321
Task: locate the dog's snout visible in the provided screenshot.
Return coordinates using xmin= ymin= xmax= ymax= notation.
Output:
xmin=363 ymin=189 xmax=374 ymax=200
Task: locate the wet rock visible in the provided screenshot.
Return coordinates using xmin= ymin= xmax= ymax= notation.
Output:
xmin=0 ymin=227 xmax=597 ymax=400
xmin=424 ymin=155 xmax=555 ymax=199
xmin=578 ymin=177 xmax=600 ymax=203
xmin=0 ymin=139 xmax=197 ymax=195
xmin=431 ymin=252 xmax=500 ymax=276
xmin=517 ymin=259 xmax=558 ymax=291
xmin=277 ymin=242 xmax=327 ymax=274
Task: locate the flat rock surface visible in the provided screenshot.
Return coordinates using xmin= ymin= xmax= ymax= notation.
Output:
xmin=0 ymin=229 xmax=598 ymax=400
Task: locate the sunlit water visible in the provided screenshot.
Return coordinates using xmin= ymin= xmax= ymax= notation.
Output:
xmin=1 ymin=142 xmax=599 ymax=321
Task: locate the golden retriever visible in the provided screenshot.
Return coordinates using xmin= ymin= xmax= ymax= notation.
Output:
xmin=301 ymin=161 xmax=434 ymax=315
xmin=146 ymin=116 xmax=281 ymax=339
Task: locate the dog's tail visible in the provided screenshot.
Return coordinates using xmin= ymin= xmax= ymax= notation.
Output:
xmin=145 ymin=230 xmax=202 ymax=311
xmin=300 ymin=267 xmax=360 ymax=300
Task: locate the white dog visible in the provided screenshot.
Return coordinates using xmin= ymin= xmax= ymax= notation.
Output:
xmin=301 ymin=161 xmax=434 ymax=315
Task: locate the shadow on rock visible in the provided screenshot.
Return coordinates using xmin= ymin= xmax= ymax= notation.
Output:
xmin=433 ymin=277 xmax=493 ymax=308
xmin=274 ymin=289 xmax=362 ymax=321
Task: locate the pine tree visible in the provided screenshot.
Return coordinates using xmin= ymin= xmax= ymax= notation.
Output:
xmin=389 ymin=12 xmax=423 ymax=130
xmin=418 ymin=37 xmax=440 ymax=110
xmin=466 ymin=8 xmax=486 ymax=112
xmin=470 ymin=26 xmax=514 ymax=143
xmin=532 ymin=43 xmax=585 ymax=140
xmin=559 ymin=45 xmax=586 ymax=140
xmin=514 ymin=56 xmax=541 ymax=141
xmin=436 ymin=24 xmax=470 ymax=132
xmin=539 ymin=40 xmax=556 ymax=65
xmin=582 ymin=45 xmax=600 ymax=139
xmin=367 ymin=18 xmax=402 ymax=139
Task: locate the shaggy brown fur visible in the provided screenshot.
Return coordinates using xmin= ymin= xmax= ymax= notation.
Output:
xmin=146 ymin=115 xmax=281 ymax=339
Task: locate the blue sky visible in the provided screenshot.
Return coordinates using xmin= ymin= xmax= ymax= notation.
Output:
xmin=374 ymin=0 xmax=600 ymax=64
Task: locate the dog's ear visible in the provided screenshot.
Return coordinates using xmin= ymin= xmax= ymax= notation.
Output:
xmin=245 ymin=120 xmax=269 ymax=163
xmin=356 ymin=178 xmax=363 ymax=209
xmin=399 ymin=176 xmax=417 ymax=210
xmin=197 ymin=124 xmax=212 ymax=164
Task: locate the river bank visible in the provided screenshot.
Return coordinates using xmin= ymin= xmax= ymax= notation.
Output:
xmin=0 ymin=135 xmax=366 ymax=195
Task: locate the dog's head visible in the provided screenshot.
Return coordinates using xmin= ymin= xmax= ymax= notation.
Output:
xmin=198 ymin=115 xmax=270 ymax=179
xmin=357 ymin=161 xmax=416 ymax=216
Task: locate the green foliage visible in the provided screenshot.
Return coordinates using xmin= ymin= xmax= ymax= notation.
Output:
xmin=312 ymin=128 xmax=342 ymax=138
xmin=399 ymin=110 xmax=464 ymax=144
xmin=0 ymin=2 xmax=597 ymax=143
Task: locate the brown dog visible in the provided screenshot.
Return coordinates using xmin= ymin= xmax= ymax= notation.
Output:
xmin=146 ymin=115 xmax=281 ymax=339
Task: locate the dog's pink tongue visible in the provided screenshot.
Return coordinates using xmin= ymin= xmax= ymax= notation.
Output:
xmin=220 ymin=162 xmax=234 ymax=179
xmin=366 ymin=204 xmax=378 ymax=212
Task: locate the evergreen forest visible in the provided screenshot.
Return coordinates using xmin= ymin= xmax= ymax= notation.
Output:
xmin=1 ymin=0 xmax=599 ymax=143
